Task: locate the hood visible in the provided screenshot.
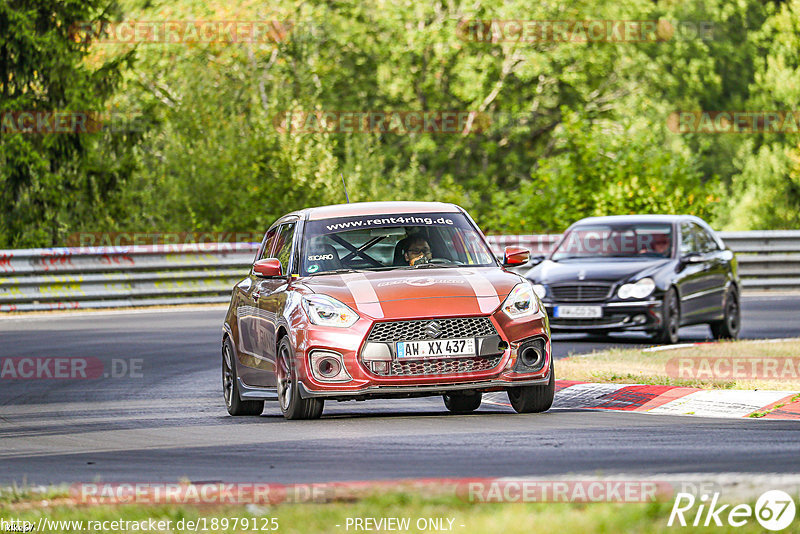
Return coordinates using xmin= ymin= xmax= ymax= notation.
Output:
xmin=298 ymin=267 xmax=522 ymax=320
xmin=527 ymin=258 xmax=670 ymax=285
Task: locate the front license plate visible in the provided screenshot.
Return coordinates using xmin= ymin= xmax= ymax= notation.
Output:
xmin=554 ymin=305 xmax=603 ymax=319
xmin=396 ymin=338 xmax=476 ymax=359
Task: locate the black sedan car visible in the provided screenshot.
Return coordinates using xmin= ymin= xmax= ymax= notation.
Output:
xmin=523 ymin=215 xmax=740 ymax=344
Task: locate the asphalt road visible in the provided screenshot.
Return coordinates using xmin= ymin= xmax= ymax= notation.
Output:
xmin=550 ymin=294 xmax=800 ymax=358
xmin=1 ymin=295 xmax=799 ymax=486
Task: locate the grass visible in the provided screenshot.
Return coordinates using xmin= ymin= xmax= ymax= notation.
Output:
xmin=557 ymin=338 xmax=800 ymax=391
xmin=749 ymin=392 xmax=800 ymax=418
xmin=2 ymin=488 xmax=796 ymax=534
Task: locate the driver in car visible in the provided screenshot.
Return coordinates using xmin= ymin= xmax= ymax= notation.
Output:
xmin=638 ymin=234 xmax=671 ymax=257
xmin=403 ymin=236 xmax=433 ymax=266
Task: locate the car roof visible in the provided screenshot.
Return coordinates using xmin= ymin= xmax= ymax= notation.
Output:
xmin=293 ymin=201 xmax=462 ymax=221
xmin=569 ymin=214 xmax=707 ymax=226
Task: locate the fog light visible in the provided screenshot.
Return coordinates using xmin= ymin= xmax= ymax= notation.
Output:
xmin=318 ymin=357 xmax=341 ymax=378
xmin=513 ymin=338 xmax=547 ymax=373
xmin=520 ymin=346 xmax=543 ymax=368
xmin=633 ymin=314 xmax=647 ymax=324
xmin=371 ymin=361 xmax=389 ymax=374
xmin=309 ymin=350 xmax=352 ymax=382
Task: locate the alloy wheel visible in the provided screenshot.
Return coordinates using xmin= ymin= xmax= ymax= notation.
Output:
xmin=727 ymin=296 xmax=740 ymax=333
xmin=222 ymin=343 xmax=234 ymax=408
xmin=277 ymin=343 xmax=293 ymax=412
xmin=666 ymin=292 xmax=680 ymax=340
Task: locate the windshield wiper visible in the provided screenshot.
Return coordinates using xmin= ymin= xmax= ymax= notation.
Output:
xmin=307 ymin=268 xmax=366 ymax=276
xmin=411 ymin=262 xmax=459 ymax=269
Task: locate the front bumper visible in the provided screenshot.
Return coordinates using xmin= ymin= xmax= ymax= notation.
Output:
xmin=296 ymin=312 xmax=551 ymax=398
xmin=298 ymin=373 xmax=551 ymax=400
xmin=543 ymin=300 xmax=663 ymax=331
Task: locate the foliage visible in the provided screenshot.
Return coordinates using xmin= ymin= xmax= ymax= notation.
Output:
xmin=0 ymin=0 xmax=139 ymax=247
xmin=723 ymin=0 xmax=800 ymax=229
xmin=2 ymin=0 xmax=800 ymax=246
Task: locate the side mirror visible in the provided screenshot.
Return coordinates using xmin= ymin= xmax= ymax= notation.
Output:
xmin=253 ymin=258 xmax=283 ymax=277
xmin=681 ymin=253 xmax=704 ymax=265
xmin=528 ymin=254 xmax=546 ymax=267
xmin=502 ymin=246 xmax=531 ymax=267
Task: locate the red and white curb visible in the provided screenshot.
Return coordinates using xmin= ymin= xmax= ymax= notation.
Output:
xmin=486 ymin=380 xmax=800 ymax=420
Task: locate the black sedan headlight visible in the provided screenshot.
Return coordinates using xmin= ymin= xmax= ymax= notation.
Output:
xmin=532 ymin=284 xmax=547 ymax=299
xmin=617 ymin=277 xmax=656 ymax=300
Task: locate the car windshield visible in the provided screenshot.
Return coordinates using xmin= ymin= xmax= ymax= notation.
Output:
xmin=300 ymin=212 xmax=496 ymax=276
xmin=551 ymin=223 xmax=673 ymax=261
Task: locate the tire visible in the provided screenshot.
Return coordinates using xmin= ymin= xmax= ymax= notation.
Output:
xmin=506 ymin=361 xmax=555 ymax=414
xmin=277 ymin=337 xmax=324 ymax=420
xmin=443 ymin=391 xmax=482 ymax=413
xmin=710 ymin=289 xmax=741 ymax=340
xmin=654 ymin=288 xmax=680 ymax=345
xmin=222 ymin=337 xmax=264 ymax=416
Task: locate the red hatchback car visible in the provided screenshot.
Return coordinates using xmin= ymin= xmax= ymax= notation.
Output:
xmin=222 ymin=201 xmax=553 ymax=419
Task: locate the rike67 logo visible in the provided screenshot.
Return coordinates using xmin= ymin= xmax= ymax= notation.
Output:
xmin=669 ymin=490 xmax=796 ymax=530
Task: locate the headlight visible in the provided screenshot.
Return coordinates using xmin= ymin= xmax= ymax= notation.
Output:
xmin=532 ymin=284 xmax=546 ymax=299
xmin=501 ymin=282 xmax=540 ymax=319
xmin=302 ymin=295 xmax=360 ymax=327
xmin=617 ymin=278 xmax=656 ymax=300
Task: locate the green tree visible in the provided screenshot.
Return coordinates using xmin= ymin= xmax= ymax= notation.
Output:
xmin=488 ymin=110 xmax=711 ymax=233
xmin=723 ymin=0 xmax=800 ymax=229
xmin=0 ymin=0 xmax=139 ymax=247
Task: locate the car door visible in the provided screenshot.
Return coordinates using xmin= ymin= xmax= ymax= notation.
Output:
xmin=675 ymin=222 xmax=719 ymax=324
xmin=675 ymin=222 xmax=705 ymax=321
xmin=235 ymin=227 xmax=279 ymax=387
xmin=693 ymin=223 xmax=727 ymax=320
xmin=251 ymin=220 xmax=297 ymax=387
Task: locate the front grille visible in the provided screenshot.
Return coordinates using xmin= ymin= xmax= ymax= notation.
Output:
xmin=373 ymin=355 xmax=503 ymax=377
xmin=550 ymin=284 xmax=612 ymax=302
xmin=367 ymin=317 xmax=497 ymax=342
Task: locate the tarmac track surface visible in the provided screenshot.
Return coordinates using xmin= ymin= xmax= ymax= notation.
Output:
xmin=1 ymin=295 xmax=798 ymax=485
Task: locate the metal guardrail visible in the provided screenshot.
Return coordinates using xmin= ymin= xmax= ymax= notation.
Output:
xmin=0 ymin=231 xmax=798 ymax=312
xmin=485 ymin=231 xmax=800 ymax=291
xmin=0 ymin=244 xmax=258 ymax=312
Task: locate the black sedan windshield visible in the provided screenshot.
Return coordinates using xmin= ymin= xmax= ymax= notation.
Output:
xmin=551 ymin=223 xmax=673 ymax=261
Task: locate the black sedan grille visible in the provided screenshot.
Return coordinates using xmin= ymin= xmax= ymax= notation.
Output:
xmin=367 ymin=317 xmax=497 ymax=342
xmin=550 ymin=284 xmax=612 ymax=302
